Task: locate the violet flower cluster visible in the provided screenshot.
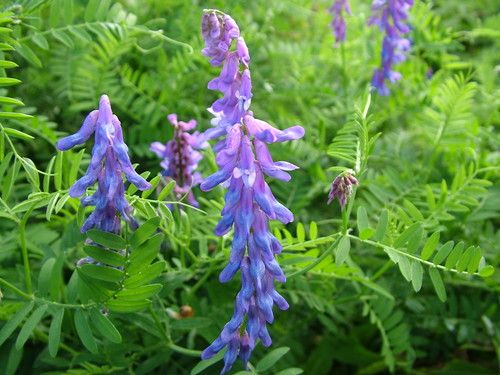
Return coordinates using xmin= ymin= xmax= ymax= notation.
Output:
xmin=368 ymin=0 xmax=414 ymax=95
xmin=327 ymin=169 xmax=359 ymax=208
xmin=150 ymin=114 xmax=206 ymax=207
xmin=200 ymin=10 xmax=304 ymax=374
xmin=57 ymin=95 xmax=151 ymax=235
xmin=329 ymin=0 xmax=351 ymax=45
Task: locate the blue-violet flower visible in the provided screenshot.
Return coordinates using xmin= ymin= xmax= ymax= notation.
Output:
xmin=57 ymin=95 xmax=151 ymax=234
xmin=329 ymin=0 xmax=351 ymax=45
xmin=150 ymin=114 xmax=206 ymax=207
xmin=200 ymin=10 xmax=304 ymax=374
xmin=368 ymin=0 xmax=413 ymax=95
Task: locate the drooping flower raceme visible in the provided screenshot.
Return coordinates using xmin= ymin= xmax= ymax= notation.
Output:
xmin=368 ymin=0 xmax=413 ymax=95
xmin=200 ymin=10 xmax=304 ymax=374
xmin=327 ymin=169 xmax=359 ymax=208
xmin=329 ymin=0 xmax=351 ymax=45
xmin=57 ymin=95 xmax=151 ymax=234
xmin=150 ymin=114 xmax=206 ymax=207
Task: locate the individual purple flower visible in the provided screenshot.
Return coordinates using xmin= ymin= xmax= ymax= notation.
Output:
xmin=327 ymin=169 xmax=359 ymax=208
xmin=150 ymin=114 xmax=206 ymax=207
xmin=57 ymin=95 xmax=151 ymax=234
xmin=200 ymin=10 xmax=304 ymax=374
xmin=329 ymin=0 xmax=351 ymax=45
xmin=368 ymin=0 xmax=413 ymax=95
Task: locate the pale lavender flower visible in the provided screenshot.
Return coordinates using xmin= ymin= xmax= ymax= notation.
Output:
xmin=200 ymin=10 xmax=304 ymax=374
xmin=329 ymin=0 xmax=351 ymax=45
xmin=369 ymin=0 xmax=413 ymax=95
xmin=57 ymin=95 xmax=151 ymax=233
xmin=327 ymin=169 xmax=359 ymax=208
xmin=150 ymin=114 xmax=206 ymax=207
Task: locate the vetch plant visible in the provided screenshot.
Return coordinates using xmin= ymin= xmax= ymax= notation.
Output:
xmin=0 ymin=2 xmax=498 ymax=374
xmin=150 ymin=114 xmax=206 ymax=207
xmin=57 ymin=95 xmax=151 ymax=266
xmin=199 ymin=9 xmax=304 ymax=374
xmin=327 ymin=169 xmax=359 ymax=208
xmin=329 ymin=0 xmax=351 ymax=45
xmin=57 ymin=95 xmax=151 ymax=233
xmin=369 ymin=0 xmax=414 ymax=95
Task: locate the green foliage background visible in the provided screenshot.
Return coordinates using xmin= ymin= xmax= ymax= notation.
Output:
xmin=0 ymin=0 xmax=498 ymax=374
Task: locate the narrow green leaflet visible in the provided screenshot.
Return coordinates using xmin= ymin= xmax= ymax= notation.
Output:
xmin=479 ymin=265 xmax=495 ymax=278
xmin=128 ymin=233 xmax=164 ymax=273
xmin=0 ymin=77 xmax=21 ymax=86
xmin=123 ymin=261 xmax=166 ymax=288
xmin=403 ymin=200 xmax=424 ymax=220
xmin=45 ymin=192 xmax=60 ymax=221
xmin=141 ymin=175 xmax=161 ymax=199
xmin=115 ymin=284 xmax=162 ymax=301
xmin=54 ymin=151 xmax=63 ymax=190
xmin=397 ymin=256 xmax=412 ymax=282
xmin=15 ymin=43 xmax=42 ymax=67
xmin=410 ymin=261 xmax=423 ymax=292
xmin=74 ymin=310 xmax=98 ymax=353
xmin=467 ymin=247 xmax=482 ymax=273
xmin=433 ymin=241 xmax=454 ymax=265
xmin=37 ymin=258 xmax=56 ymax=295
xmin=2 ymin=127 xmax=34 ymax=140
xmin=15 ymin=304 xmax=48 ymax=350
xmin=394 ymin=223 xmax=422 ymax=249
xmin=335 ymin=236 xmax=350 ymax=266
xmin=420 ymin=232 xmax=440 ymax=260
xmin=6 ymin=344 xmax=23 ymax=375
xmin=106 ymin=299 xmax=151 ymax=313
xmin=87 ymin=229 xmax=126 ymax=249
xmin=78 ymin=264 xmax=124 ymax=283
xmin=0 ymin=302 xmax=34 ymax=346
xmin=68 ymin=149 xmax=85 ymax=184
xmin=309 ymin=221 xmax=318 ymax=240
xmin=275 ymin=369 xmax=304 ymax=375
xmin=130 ymin=217 xmax=161 ymax=248
xmin=255 ymin=346 xmax=290 ymax=372
xmin=90 ymin=309 xmax=122 ymax=343
xmin=158 ymin=180 xmax=176 ymax=201
xmin=456 ymin=246 xmax=474 ymax=272
xmin=374 ymin=209 xmax=388 ymax=241
xmin=83 ymin=246 xmax=126 ymax=267
xmin=191 ymin=350 xmax=225 ymax=375
xmin=428 ymin=268 xmax=447 ymax=302
xmin=357 ymin=206 xmax=374 ymax=239
xmin=32 ymin=34 xmax=49 ymax=50
xmin=445 ymin=242 xmax=464 ymax=269
xmin=48 ymin=307 xmax=64 ymax=357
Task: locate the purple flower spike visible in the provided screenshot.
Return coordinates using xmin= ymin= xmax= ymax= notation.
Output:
xmin=56 ymin=95 xmax=151 ymax=234
xmin=328 ymin=0 xmax=351 ymax=45
xmin=150 ymin=114 xmax=206 ymax=207
xmin=327 ymin=169 xmax=359 ymax=208
xmin=368 ymin=0 xmax=413 ymax=95
xmin=200 ymin=10 xmax=304 ymax=374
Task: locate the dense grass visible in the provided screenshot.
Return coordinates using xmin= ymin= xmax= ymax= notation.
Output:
xmin=0 ymin=0 xmax=498 ymax=374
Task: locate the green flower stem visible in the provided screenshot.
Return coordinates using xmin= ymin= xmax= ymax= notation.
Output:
xmin=0 ymin=277 xmax=32 ymax=299
xmin=287 ymin=234 xmax=342 ymax=279
xmin=0 ymin=278 xmax=93 ymax=309
xmin=371 ymin=260 xmax=394 ymax=281
xmin=148 ymin=305 xmax=201 ymax=357
xmin=342 ymin=185 xmax=358 ymax=234
xmin=167 ymin=343 xmax=202 ymax=357
xmin=19 ymin=208 xmax=33 ymax=293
